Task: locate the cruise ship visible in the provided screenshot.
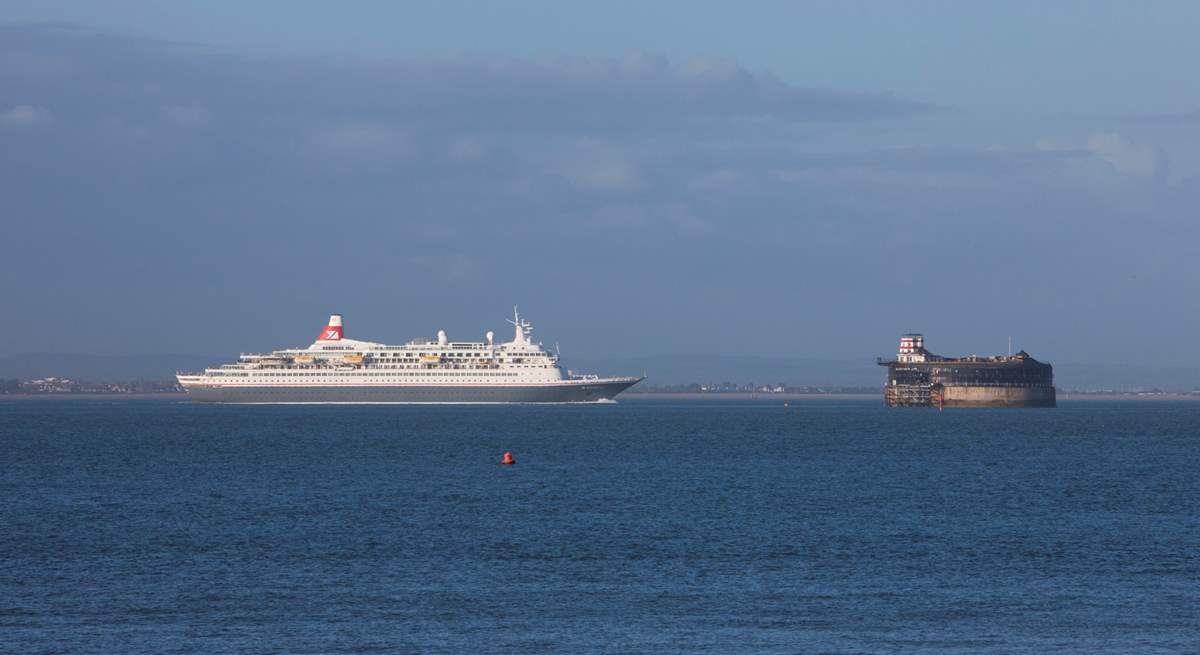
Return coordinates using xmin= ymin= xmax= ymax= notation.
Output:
xmin=177 ymin=310 xmax=644 ymax=403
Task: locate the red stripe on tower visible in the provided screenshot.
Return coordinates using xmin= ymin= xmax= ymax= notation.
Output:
xmin=318 ymin=314 xmax=343 ymax=341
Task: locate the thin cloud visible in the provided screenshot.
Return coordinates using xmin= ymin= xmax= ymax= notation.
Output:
xmin=447 ymin=136 xmax=487 ymax=163
xmin=163 ymin=104 xmax=209 ymax=128
xmin=552 ymin=142 xmax=640 ymax=192
xmin=1086 ymin=133 xmax=1166 ymax=180
xmin=0 ymin=22 xmax=938 ymax=134
xmin=1040 ymin=134 xmax=1168 ymax=181
xmin=1120 ymin=109 xmax=1200 ymax=125
xmin=0 ymin=104 xmax=51 ymax=127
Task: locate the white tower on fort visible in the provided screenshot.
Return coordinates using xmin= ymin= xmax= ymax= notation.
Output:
xmin=897 ymin=333 xmax=927 ymax=363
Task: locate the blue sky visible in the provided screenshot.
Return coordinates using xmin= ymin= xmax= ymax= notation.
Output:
xmin=1 ymin=2 xmax=1198 ymax=364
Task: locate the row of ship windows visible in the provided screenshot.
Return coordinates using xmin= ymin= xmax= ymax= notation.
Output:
xmin=216 ymin=366 xmax=548 ymax=375
xmin=312 ymin=352 xmax=540 ymax=358
xmin=368 ymin=364 xmax=544 ymax=368
xmin=360 ymin=357 xmax=540 ymax=362
xmin=214 ymin=371 xmax=524 ymax=377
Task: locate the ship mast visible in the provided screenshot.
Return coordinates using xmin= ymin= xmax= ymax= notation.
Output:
xmin=507 ymin=306 xmax=532 ymax=345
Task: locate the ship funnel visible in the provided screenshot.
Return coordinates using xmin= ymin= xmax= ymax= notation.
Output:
xmin=318 ymin=314 xmax=344 ymax=341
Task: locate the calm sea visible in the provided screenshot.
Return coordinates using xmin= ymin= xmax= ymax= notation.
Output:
xmin=1 ymin=397 xmax=1197 ymax=654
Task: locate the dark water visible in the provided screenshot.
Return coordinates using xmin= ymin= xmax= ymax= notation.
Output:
xmin=2 ymin=397 xmax=1198 ymax=654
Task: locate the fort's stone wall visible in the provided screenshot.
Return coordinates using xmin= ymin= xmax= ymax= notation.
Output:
xmin=941 ymin=385 xmax=1056 ymax=407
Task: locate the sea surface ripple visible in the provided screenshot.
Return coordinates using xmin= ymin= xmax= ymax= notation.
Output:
xmin=1 ymin=397 xmax=1198 ymax=653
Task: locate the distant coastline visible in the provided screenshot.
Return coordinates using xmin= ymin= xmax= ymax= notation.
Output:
xmin=625 ymin=392 xmax=1200 ymax=402
xmin=1 ymin=377 xmax=181 ymax=395
xmin=1054 ymin=392 xmax=1200 ymax=401
xmin=2 ymin=390 xmax=1198 ymax=402
xmin=628 ymin=391 xmax=873 ymax=400
xmin=0 ymin=393 xmax=185 ymax=401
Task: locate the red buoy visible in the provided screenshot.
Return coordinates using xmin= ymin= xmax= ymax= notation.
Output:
xmin=501 ymin=451 xmax=516 ymax=465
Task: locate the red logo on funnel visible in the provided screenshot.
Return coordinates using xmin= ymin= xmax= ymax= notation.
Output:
xmin=318 ymin=315 xmax=343 ymax=341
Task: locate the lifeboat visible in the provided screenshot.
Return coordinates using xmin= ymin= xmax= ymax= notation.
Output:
xmin=420 ymin=354 xmax=441 ymax=363
xmin=343 ymin=354 xmax=364 ymax=365
xmin=294 ymin=355 xmax=314 ymax=364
